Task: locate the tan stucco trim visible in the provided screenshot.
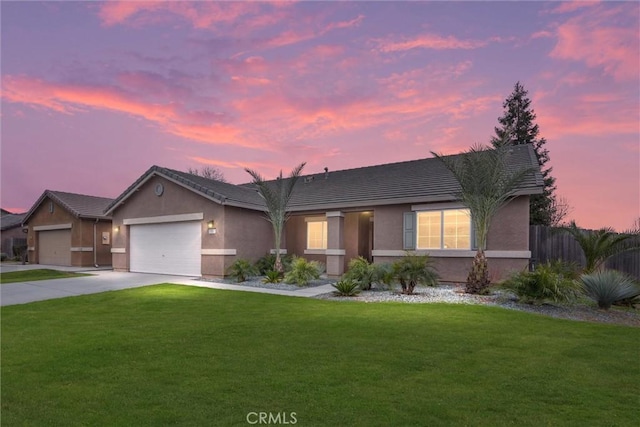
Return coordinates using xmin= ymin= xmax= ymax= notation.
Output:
xmin=326 ymin=211 xmax=344 ymax=218
xmin=33 ymin=223 xmax=72 ymax=231
xmin=304 ymin=216 xmax=327 ymax=222
xmin=304 ymin=249 xmax=326 ymax=255
xmin=70 ymin=247 xmax=93 ymax=252
xmin=325 ymin=249 xmax=346 ymax=255
xmin=111 ymin=248 xmax=126 ymax=254
xmin=270 ymin=249 xmax=288 ymax=254
xmin=372 ymin=249 xmax=531 ymax=259
xmin=123 ymin=213 xmax=204 ymax=225
xmin=411 ymin=202 xmax=466 ymax=211
xmin=201 ymin=249 xmax=237 ymax=256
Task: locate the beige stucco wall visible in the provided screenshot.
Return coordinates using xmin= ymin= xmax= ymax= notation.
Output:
xmin=110 ymin=175 xmax=270 ymax=277
xmin=25 ymin=196 xmax=112 ymax=267
xmin=223 ymin=205 xmax=274 ymax=263
xmin=372 ymin=196 xmax=531 ymax=282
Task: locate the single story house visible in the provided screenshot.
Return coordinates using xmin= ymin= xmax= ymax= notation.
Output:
xmin=23 ymin=190 xmax=114 ymax=267
xmin=1 ymin=210 xmax=27 ymax=259
xmin=106 ymin=144 xmax=543 ymax=282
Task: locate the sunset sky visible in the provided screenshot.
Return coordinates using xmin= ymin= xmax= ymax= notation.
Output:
xmin=1 ymin=1 xmax=638 ymax=231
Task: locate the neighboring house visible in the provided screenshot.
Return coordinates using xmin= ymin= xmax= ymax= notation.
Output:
xmin=1 ymin=210 xmax=27 ymax=258
xmin=23 ymin=190 xmax=114 ymax=267
xmin=106 ymin=144 xmax=543 ymax=281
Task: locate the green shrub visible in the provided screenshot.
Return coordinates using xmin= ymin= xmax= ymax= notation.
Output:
xmin=262 ymin=270 xmax=283 ymax=284
xmin=500 ymin=262 xmax=580 ymax=304
xmin=284 ymin=256 xmax=323 ymax=286
xmin=344 ymin=257 xmax=375 ymax=290
xmin=374 ymin=263 xmax=395 ymax=289
xmin=227 ymin=259 xmax=258 ymax=283
xmin=580 ymin=270 xmax=640 ymax=310
xmin=344 ymin=258 xmax=394 ymax=290
xmin=255 ymin=253 xmax=293 ymax=275
xmin=332 ymin=278 xmax=361 ymax=297
xmin=0 ymin=253 xmax=7 ymax=262
xmin=392 ymin=253 xmax=439 ymax=295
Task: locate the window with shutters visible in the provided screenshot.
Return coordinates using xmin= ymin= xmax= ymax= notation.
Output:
xmin=416 ymin=209 xmax=471 ymax=250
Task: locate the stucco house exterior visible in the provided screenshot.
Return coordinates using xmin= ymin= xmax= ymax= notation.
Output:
xmin=1 ymin=210 xmax=27 ymax=259
xmin=106 ymin=144 xmax=543 ymax=282
xmin=23 ymin=190 xmax=114 ymax=267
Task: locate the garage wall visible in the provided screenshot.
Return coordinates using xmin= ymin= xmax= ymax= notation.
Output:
xmin=224 ymin=205 xmax=272 ymax=262
xmin=26 ymin=196 xmax=113 ymax=267
xmin=110 ymin=176 xmax=227 ymax=275
xmin=26 ymin=197 xmax=76 ymax=265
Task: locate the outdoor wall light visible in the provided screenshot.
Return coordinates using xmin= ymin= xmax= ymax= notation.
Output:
xmin=207 ymin=220 xmax=217 ymax=235
xmin=114 ymin=226 xmax=120 ymax=232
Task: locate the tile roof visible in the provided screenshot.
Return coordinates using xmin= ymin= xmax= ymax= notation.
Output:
xmin=106 ymin=144 xmax=543 ymax=214
xmin=22 ymin=190 xmax=114 ymax=224
xmin=0 ymin=212 xmax=27 ymax=230
xmin=249 ymin=143 xmax=544 ymax=211
xmin=104 ymin=166 xmax=264 ymax=214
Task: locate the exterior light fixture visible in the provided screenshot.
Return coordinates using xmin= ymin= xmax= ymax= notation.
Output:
xmin=207 ymin=220 xmax=217 ymax=235
xmin=114 ymin=225 xmax=120 ymax=232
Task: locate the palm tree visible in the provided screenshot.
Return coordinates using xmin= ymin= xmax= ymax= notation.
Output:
xmin=559 ymin=222 xmax=640 ymax=273
xmin=432 ymin=144 xmax=534 ymax=294
xmin=245 ymin=163 xmax=306 ymax=273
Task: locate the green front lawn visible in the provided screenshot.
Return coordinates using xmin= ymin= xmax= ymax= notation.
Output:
xmin=0 ymin=268 xmax=91 ymax=284
xmin=2 ymin=285 xmax=638 ymax=426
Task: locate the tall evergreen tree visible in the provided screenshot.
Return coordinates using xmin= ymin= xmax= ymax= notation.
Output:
xmin=492 ymin=82 xmax=558 ymax=226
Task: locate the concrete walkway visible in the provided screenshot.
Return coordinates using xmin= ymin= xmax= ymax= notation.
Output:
xmin=0 ymin=268 xmax=335 ymax=306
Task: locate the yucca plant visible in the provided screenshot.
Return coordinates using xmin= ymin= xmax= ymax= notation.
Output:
xmin=580 ymin=270 xmax=640 ymax=310
xmin=392 ymin=253 xmax=439 ymax=295
xmin=499 ymin=261 xmax=580 ymax=304
xmin=332 ymin=278 xmax=361 ymax=297
xmin=245 ymin=163 xmax=306 ymax=273
xmin=433 ymin=142 xmax=533 ymax=294
xmin=227 ymin=259 xmax=258 ymax=283
xmin=558 ymin=222 xmax=640 ymax=273
xmin=262 ymin=270 xmax=283 ymax=284
xmin=283 ymin=256 xmax=322 ymax=286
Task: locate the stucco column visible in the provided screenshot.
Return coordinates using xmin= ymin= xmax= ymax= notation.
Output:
xmin=326 ymin=211 xmax=345 ymax=277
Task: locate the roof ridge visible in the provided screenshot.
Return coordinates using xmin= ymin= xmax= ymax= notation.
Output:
xmin=48 ymin=189 xmax=114 ymax=201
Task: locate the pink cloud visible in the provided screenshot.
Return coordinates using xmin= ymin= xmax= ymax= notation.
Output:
xmin=546 ymin=1 xmax=600 ymax=15
xmin=537 ymin=92 xmax=638 ymax=139
xmin=1 ymin=75 xmax=266 ymax=150
xmin=549 ymin=4 xmax=639 ymax=81
xmin=99 ymin=1 xmax=262 ymax=29
xmin=375 ymin=33 xmax=490 ymax=52
xmin=266 ymin=14 xmax=365 ymax=48
xmin=2 ymin=75 xmax=175 ymax=120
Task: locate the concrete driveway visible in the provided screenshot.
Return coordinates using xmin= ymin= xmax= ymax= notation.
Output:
xmin=1 ymin=270 xmax=198 ymax=306
xmin=0 ymin=267 xmax=336 ymax=306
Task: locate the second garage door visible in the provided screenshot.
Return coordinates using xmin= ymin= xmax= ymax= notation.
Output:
xmin=130 ymin=221 xmax=202 ymax=276
xmin=39 ymin=229 xmax=72 ymax=266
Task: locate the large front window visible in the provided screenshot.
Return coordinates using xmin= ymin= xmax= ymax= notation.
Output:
xmin=307 ymin=220 xmax=327 ymax=250
xmin=417 ymin=209 xmax=471 ymax=249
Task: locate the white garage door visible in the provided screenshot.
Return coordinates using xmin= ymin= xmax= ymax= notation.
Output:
xmin=130 ymin=221 xmax=202 ymax=276
xmin=39 ymin=229 xmax=72 ymax=266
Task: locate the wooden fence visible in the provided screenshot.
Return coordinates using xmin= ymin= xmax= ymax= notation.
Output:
xmin=529 ymin=225 xmax=640 ymax=280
